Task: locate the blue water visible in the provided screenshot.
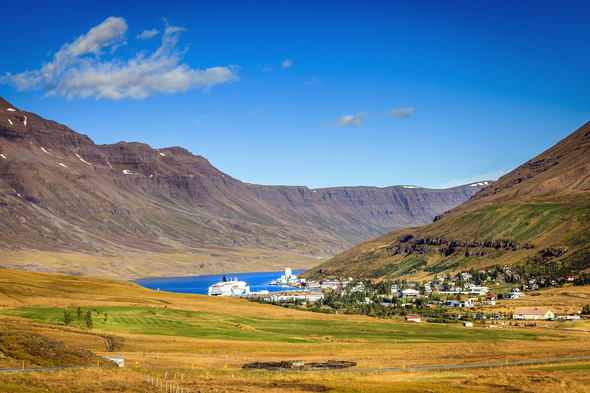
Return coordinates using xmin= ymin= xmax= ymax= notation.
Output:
xmin=133 ymin=270 xmax=304 ymax=295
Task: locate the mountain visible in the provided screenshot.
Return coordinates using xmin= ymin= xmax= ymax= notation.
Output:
xmin=0 ymin=98 xmax=488 ymax=278
xmin=303 ymin=121 xmax=590 ymax=280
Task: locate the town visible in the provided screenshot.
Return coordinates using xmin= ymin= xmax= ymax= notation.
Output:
xmin=248 ymin=266 xmax=590 ymax=325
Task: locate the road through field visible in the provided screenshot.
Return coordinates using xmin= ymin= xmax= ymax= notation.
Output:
xmin=280 ymin=355 xmax=590 ymax=373
xmin=2 ymin=355 xmax=590 ymax=375
xmin=0 ymin=366 xmax=88 ymax=374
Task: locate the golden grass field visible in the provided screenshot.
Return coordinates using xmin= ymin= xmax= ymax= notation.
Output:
xmin=1 ymin=269 xmax=590 ymax=392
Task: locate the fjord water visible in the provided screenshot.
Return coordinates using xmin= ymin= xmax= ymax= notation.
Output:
xmin=133 ymin=270 xmax=304 ymax=295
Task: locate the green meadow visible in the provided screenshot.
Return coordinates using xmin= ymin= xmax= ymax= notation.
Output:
xmin=1 ymin=305 xmax=563 ymax=344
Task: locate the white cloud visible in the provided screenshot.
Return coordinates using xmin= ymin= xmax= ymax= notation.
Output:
xmin=110 ymin=41 xmax=127 ymax=54
xmin=67 ymin=16 xmax=128 ymax=57
xmin=1 ymin=17 xmax=239 ymax=100
xmin=325 ymin=111 xmax=368 ymax=128
xmin=281 ymin=59 xmax=292 ymax=69
xmin=372 ymin=107 xmax=414 ymax=120
xmin=137 ymin=29 xmax=159 ymax=40
xmin=325 ymin=107 xmax=413 ymax=128
xmin=262 ymin=65 xmax=275 ymax=72
xmin=304 ymin=77 xmax=322 ymax=86
xmin=436 ymin=170 xmax=507 ymax=189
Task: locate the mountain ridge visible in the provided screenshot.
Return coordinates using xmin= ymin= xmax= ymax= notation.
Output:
xmin=0 ymin=98 xmax=489 ymax=277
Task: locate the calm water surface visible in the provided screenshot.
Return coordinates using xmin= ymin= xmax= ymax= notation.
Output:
xmin=133 ymin=270 xmax=304 ymax=295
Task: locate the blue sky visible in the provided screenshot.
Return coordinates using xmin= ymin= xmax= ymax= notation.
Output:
xmin=1 ymin=0 xmax=589 ymax=189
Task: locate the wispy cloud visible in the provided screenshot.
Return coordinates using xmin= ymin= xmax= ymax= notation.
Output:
xmin=325 ymin=111 xmax=368 ymax=128
xmin=136 ymin=29 xmax=159 ymax=40
xmin=304 ymin=77 xmax=322 ymax=86
xmin=110 ymin=41 xmax=127 ymax=54
xmin=325 ymin=107 xmax=413 ymax=128
xmin=0 ymin=17 xmax=239 ymax=100
xmin=372 ymin=107 xmax=414 ymax=120
xmin=262 ymin=65 xmax=275 ymax=72
xmin=436 ymin=170 xmax=507 ymax=189
xmin=251 ymin=108 xmax=261 ymax=116
xmin=281 ymin=59 xmax=292 ymax=69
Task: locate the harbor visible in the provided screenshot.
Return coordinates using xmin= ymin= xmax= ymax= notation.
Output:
xmin=269 ymin=268 xmax=305 ymax=286
xmin=133 ymin=269 xmax=304 ymax=296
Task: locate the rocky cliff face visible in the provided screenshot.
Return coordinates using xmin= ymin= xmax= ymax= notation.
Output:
xmin=0 ymin=98 xmax=488 ymax=276
xmin=246 ymin=184 xmax=488 ymax=244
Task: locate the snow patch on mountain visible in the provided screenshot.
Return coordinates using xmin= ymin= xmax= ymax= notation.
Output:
xmin=75 ymin=153 xmax=92 ymax=165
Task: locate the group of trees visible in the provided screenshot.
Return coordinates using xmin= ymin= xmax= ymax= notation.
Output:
xmin=62 ymin=307 xmax=108 ymax=329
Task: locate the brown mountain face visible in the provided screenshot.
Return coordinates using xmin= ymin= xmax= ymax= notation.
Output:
xmin=0 ymin=98 xmax=487 ymax=278
xmin=304 ymin=121 xmax=590 ymax=281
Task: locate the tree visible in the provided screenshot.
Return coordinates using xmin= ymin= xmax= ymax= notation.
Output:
xmin=85 ymin=311 xmax=93 ymax=329
xmin=103 ymin=312 xmax=108 ymax=324
xmin=63 ymin=309 xmax=72 ymax=326
xmin=77 ymin=307 xmax=82 ymax=327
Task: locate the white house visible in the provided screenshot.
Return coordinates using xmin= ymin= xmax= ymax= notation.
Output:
xmin=305 ymin=292 xmax=324 ymax=303
xmin=467 ymin=285 xmax=489 ymax=294
xmin=321 ymin=280 xmax=340 ymax=290
xmin=399 ymin=289 xmax=420 ymax=299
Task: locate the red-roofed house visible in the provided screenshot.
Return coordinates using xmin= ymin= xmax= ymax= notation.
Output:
xmin=405 ymin=315 xmax=421 ymax=323
xmin=513 ymin=309 xmax=554 ymax=320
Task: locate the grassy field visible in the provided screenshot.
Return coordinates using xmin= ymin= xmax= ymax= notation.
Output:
xmin=2 ymin=356 xmax=590 ymax=392
xmin=1 ymin=269 xmax=590 ymax=392
xmin=1 ymin=305 xmax=561 ymax=344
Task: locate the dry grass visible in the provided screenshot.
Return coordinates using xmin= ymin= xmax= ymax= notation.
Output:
xmin=2 ymin=269 xmax=590 ymax=392
xmin=0 ymin=368 xmax=159 ymax=392
xmin=3 ymin=362 xmax=590 ymax=392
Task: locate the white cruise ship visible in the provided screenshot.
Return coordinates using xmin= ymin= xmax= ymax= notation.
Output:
xmin=208 ymin=275 xmax=250 ymax=296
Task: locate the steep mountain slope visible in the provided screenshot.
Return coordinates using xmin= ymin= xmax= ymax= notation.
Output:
xmin=304 ymin=121 xmax=590 ymax=280
xmin=0 ymin=98 xmax=487 ymax=277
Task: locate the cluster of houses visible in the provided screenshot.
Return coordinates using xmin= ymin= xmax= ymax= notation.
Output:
xmin=255 ymin=266 xmax=585 ymax=324
xmin=402 ymin=309 xmax=565 ymax=324
xmin=262 ymin=270 xmax=499 ymax=306
xmin=504 ymin=287 xmax=525 ymax=299
xmin=502 ymin=266 xmax=521 ymax=280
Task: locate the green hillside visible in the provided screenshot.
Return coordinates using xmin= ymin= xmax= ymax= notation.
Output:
xmin=304 ymin=121 xmax=590 ymax=280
